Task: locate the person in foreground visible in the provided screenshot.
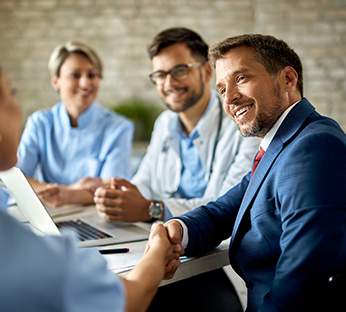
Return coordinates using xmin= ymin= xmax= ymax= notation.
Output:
xmin=164 ymin=34 xmax=346 ymax=311
xmin=17 ymin=41 xmax=134 ymax=208
xmin=94 ymin=27 xmax=259 ymax=223
xmin=0 ymin=66 xmax=179 ymax=311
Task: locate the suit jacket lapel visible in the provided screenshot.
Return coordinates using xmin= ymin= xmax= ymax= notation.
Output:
xmin=230 ymin=138 xmax=283 ymax=248
xmin=230 ymin=98 xmax=316 ymax=251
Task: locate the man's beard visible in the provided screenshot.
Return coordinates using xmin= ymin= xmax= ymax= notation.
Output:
xmin=164 ymin=71 xmax=204 ymax=113
xmin=239 ymin=81 xmax=284 ymax=138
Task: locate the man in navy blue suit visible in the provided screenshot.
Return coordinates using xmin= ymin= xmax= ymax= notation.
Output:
xmin=164 ymin=34 xmax=346 ymax=311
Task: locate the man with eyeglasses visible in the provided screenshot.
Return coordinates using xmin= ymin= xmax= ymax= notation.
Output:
xmin=94 ymin=27 xmax=259 ymax=224
xmin=94 ymin=27 xmax=259 ymax=312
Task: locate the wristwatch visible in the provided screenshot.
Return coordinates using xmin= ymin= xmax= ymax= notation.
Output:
xmin=148 ymin=200 xmax=164 ymax=221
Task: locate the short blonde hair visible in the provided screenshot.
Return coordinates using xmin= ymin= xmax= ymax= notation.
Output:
xmin=48 ymin=41 xmax=103 ymax=78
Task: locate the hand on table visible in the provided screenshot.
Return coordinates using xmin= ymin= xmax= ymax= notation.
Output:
xmin=94 ymin=178 xmax=152 ymax=222
xmin=36 ymin=183 xmax=72 ymax=208
xmin=36 ymin=177 xmax=104 ymax=208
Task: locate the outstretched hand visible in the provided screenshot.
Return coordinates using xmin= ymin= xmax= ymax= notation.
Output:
xmin=145 ymin=223 xmax=184 ymax=280
xmin=164 ymin=219 xmax=185 ymax=255
xmin=124 ymin=222 xmax=184 ymax=312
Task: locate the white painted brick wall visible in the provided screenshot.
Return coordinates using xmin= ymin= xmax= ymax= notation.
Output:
xmin=0 ymin=0 xmax=345 ymax=131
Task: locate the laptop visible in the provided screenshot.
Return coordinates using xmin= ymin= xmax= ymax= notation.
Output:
xmin=0 ymin=167 xmax=150 ymax=248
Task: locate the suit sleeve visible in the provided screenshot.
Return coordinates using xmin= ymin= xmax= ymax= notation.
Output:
xmin=177 ymin=173 xmax=250 ymax=257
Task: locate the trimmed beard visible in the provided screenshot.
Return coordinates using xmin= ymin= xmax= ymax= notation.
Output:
xmin=164 ymin=70 xmax=204 ymax=113
xmin=239 ymin=80 xmax=284 ymax=138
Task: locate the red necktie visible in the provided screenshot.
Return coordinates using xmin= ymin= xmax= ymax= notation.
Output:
xmin=251 ymin=148 xmax=265 ymax=179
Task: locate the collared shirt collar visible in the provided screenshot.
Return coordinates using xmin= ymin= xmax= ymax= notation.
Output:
xmin=60 ymin=102 xmax=96 ymax=130
xmin=261 ymin=100 xmax=300 ymax=151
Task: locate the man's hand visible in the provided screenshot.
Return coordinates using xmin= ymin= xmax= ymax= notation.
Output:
xmin=164 ymin=219 xmax=185 ymax=254
xmin=145 ymin=223 xmax=182 ymax=280
xmin=163 ymin=219 xmax=185 ymax=279
xmin=94 ymin=178 xmax=152 ymax=222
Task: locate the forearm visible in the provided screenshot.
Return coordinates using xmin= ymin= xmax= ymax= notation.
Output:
xmin=123 ymin=245 xmax=166 ymax=312
xmin=178 ymin=201 xmax=237 ymax=257
xmin=26 ymin=177 xmax=49 ymax=190
xmin=37 ymin=184 xmax=95 ymax=208
xmin=64 ymin=188 xmax=95 ymax=205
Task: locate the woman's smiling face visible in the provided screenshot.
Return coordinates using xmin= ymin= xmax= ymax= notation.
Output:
xmin=51 ymin=52 xmax=100 ymax=123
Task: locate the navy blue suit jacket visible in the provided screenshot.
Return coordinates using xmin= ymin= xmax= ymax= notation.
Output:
xmin=178 ymin=99 xmax=346 ymax=311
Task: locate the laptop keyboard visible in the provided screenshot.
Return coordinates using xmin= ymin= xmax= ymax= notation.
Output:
xmin=56 ymin=220 xmax=112 ymax=242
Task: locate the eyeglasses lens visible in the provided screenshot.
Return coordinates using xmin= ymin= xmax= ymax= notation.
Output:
xmin=150 ymin=65 xmax=188 ymax=85
xmin=171 ymin=66 xmax=188 ymax=80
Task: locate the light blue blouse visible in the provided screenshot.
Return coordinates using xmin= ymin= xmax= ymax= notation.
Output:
xmin=17 ymin=102 xmax=134 ymax=185
xmin=0 ymin=189 xmax=125 ymax=311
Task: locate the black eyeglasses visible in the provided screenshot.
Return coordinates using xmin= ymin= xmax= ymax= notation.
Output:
xmin=149 ymin=62 xmax=204 ymax=85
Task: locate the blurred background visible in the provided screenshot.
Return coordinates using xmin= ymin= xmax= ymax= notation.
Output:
xmin=1 ymin=0 xmax=346 ymax=137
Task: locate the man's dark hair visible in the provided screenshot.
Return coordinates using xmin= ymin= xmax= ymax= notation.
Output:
xmin=209 ymin=34 xmax=304 ymax=97
xmin=148 ymin=27 xmax=209 ymax=62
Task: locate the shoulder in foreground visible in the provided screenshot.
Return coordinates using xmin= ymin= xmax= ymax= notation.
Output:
xmin=306 ymin=113 xmax=346 ymax=140
xmin=293 ymin=117 xmax=346 ymax=159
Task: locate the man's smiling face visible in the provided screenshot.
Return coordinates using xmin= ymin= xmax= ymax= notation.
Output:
xmin=151 ymin=43 xmax=207 ymax=113
xmin=216 ymin=46 xmax=287 ymax=139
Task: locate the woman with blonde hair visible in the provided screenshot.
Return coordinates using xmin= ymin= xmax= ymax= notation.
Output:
xmin=17 ymin=41 xmax=134 ymax=208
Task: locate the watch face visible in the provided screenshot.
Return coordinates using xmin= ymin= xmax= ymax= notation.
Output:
xmin=149 ymin=202 xmax=163 ymax=219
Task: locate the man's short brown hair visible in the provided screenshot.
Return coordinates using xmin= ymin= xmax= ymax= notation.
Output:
xmin=209 ymin=34 xmax=303 ymax=97
xmin=148 ymin=27 xmax=209 ymax=62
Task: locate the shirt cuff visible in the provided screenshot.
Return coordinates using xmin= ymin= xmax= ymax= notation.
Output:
xmin=174 ymin=219 xmax=189 ymax=249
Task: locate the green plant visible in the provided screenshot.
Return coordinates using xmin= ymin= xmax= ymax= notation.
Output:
xmin=111 ymin=98 xmax=164 ymax=142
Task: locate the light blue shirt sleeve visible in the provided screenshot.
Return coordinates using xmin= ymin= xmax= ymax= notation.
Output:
xmin=17 ymin=102 xmax=134 ymax=185
xmin=0 ymin=197 xmax=125 ymax=312
xmin=0 ymin=186 xmax=9 ymax=212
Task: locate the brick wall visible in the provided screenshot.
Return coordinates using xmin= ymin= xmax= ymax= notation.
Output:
xmin=1 ymin=0 xmax=346 ymax=130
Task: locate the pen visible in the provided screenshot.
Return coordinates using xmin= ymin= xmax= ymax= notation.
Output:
xmin=99 ymin=248 xmax=129 ymax=255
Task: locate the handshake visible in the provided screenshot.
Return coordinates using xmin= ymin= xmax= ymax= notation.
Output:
xmin=145 ymin=220 xmax=186 ymax=280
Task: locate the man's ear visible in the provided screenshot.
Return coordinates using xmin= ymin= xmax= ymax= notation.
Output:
xmin=203 ymin=61 xmax=213 ymax=83
xmin=51 ymin=76 xmax=59 ymax=92
xmin=282 ymin=66 xmax=298 ymax=92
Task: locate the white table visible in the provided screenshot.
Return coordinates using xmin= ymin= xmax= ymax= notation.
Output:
xmin=100 ymin=238 xmax=230 ymax=286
